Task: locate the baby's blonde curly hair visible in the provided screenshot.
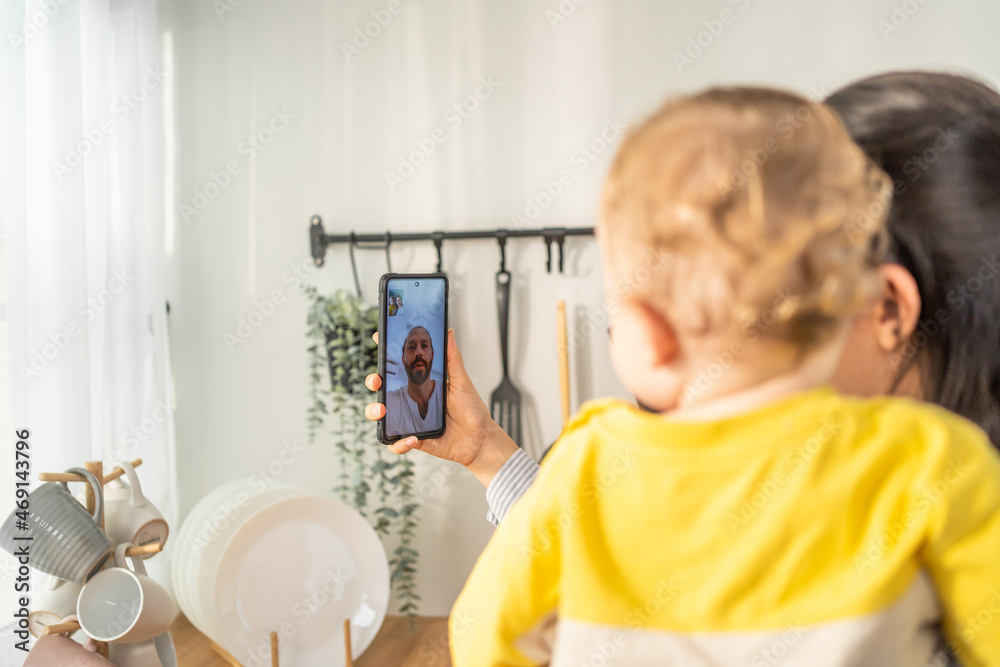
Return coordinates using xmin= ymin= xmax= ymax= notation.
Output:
xmin=600 ymin=87 xmax=892 ymax=349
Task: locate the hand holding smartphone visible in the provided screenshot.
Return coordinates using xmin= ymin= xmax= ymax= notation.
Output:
xmin=376 ymin=273 xmax=449 ymax=445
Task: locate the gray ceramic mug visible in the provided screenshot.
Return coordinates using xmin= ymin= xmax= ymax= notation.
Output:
xmin=0 ymin=467 xmax=113 ymax=583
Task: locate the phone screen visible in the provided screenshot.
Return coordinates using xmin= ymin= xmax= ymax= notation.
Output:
xmin=379 ymin=274 xmax=448 ymax=443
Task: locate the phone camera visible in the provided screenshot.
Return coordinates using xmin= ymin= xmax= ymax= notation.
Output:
xmin=414 ymin=281 xmax=419 ymax=286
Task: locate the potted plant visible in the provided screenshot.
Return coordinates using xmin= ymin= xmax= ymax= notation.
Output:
xmin=305 ymin=286 xmax=420 ymax=615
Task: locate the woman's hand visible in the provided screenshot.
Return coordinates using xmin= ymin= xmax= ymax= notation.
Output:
xmin=365 ymin=329 xmax=519 ymax=487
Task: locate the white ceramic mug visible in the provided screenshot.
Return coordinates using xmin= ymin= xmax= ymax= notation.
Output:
xmin=77 ymin=543 xmax=178 ymax=643
xmin=104 ymin=460 xmax=169 ymax=557
xmin=109 ymin=630 xmax=178 ymax=667
xmin=27 ymin=574 xmax=83 ymax=638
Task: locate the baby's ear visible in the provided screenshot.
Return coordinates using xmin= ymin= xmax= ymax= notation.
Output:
xmin=608 ymin=301 xmax=683 ymax=412
xmin=633 ymin=302 xmax=679 ymax=365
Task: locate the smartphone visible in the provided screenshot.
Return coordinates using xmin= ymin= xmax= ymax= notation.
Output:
xmin=377 ymin=273 xmax=448 ymax=445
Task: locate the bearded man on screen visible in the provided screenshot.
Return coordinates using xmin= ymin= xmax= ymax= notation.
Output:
xmin=385 ymin=326 xmax=443 ymax=437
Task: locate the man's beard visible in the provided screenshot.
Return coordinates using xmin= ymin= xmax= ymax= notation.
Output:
xmin=405 ymin=358 xmax=430 ymax=385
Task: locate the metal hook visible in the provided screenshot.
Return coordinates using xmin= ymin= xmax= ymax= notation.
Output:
xmin=542 ymin=229 xmax=558 ymax=273
xmin=556 ymin=229 xmax=566 ymax=273
xmin=431 ymin=231 xmax=444 ymax=273
xmin=348 ymin=232 xmax=362 ymax=298
xmin=496 ymin=230 xmax=508 ymax=273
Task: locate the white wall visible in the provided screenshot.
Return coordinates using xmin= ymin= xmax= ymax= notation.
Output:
xmin=169 ymin=0 xmax=1000 ymax=615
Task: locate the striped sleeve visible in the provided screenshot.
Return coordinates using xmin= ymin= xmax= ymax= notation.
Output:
xmin=485 ymin=448 xmax=540 ymax=526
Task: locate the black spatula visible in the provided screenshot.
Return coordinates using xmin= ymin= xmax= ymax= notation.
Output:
xmin=490 ymin=269 xmax=522 ymax=445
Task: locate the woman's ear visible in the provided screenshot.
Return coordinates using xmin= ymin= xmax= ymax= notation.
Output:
xmin=873 ymin=263 xmax=922 ymax=352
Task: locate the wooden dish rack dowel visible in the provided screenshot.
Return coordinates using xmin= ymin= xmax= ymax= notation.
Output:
xmin=210 ymin=620 xmax=354 ymax=666
xmin=344 ymin=619 xmax=354 ymax=667
xmin=41 ymin=620 xmax=82 ymax=636
xmin=39 ymin=458 xmax=143 ymax=486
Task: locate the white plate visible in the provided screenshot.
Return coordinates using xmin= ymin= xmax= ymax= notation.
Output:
xmin=192 ymin=485 xmax=302 ymax=640
xmin=212 ymin=495 xmax=389 ymax=667
xmin=173 ymin=481 xmax=245 ymax=627
xmin=174 ymin=481 xmax=299 ymax=637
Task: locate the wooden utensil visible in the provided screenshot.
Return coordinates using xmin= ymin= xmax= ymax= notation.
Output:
xmin=490 ymin=270 xmax=522 ymax=444
xmin=557 ymin=300 xmax=570 ymax=424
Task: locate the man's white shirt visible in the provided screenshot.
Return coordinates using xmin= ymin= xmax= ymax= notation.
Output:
xmin=386 ymin=376 xmax=443 ymax=437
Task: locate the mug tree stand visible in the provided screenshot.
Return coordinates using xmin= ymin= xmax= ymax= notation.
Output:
xmin=36 ymin=460 xmax=160 ymax=658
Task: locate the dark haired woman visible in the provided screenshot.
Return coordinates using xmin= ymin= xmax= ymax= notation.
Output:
xmin=826 ymin=72 xmax=1000 ymax=448
xmin=365 ymin=72 xmax=1000 ymax=529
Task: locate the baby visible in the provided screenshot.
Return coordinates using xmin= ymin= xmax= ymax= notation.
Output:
xmin=450 ymin=87 xmax=1000 ymax=666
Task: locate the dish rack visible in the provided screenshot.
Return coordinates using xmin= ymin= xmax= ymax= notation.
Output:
xmin=36 ymin=461 xmax=356 ymax=667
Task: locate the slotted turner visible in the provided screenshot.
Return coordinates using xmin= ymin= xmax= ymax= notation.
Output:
xmin=490 ymin=269 xmax=522 ymax=445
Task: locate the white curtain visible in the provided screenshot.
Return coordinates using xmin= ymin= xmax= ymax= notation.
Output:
xmin=0 ymin=0 xmax=175 ymax=659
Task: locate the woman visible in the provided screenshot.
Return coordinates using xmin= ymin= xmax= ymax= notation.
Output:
xmin=365 ymin=71 xmax=1000 ymax=525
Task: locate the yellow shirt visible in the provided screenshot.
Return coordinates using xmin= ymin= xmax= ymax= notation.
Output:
xmin=451 ymin=388 xmax=1000 ymax=666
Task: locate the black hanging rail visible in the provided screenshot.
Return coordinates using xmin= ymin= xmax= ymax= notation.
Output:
xmin=309 ymin=215 xmax=593 ymax=274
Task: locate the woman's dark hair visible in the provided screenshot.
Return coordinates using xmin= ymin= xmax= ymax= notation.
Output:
xmin=826 ymin=72 xmax=1000 ymax=448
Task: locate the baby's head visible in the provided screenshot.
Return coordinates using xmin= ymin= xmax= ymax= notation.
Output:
xmin=599 ymin=87 xmax=892 ymax=410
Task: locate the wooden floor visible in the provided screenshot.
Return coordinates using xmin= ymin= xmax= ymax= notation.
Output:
xmin=171 ymin=614 xmax=452 ymax=666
